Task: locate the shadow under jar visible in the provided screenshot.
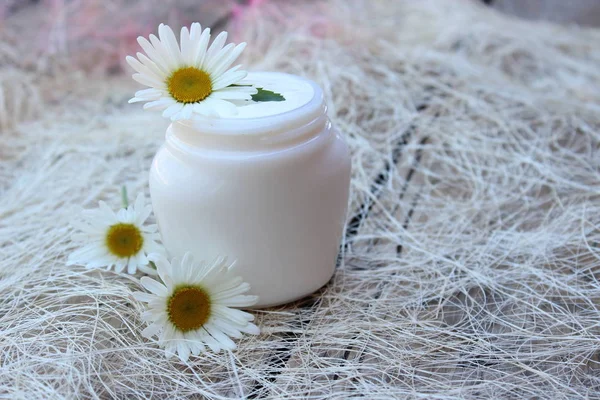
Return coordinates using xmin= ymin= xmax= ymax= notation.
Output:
xmin=149 ymin=72 xmax=351 ymax=307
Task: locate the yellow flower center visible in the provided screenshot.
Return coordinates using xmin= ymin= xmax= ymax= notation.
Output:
xmin=167 ymin=67 xmax=213 ymax=103
xmin=105 ymin=223 xmax=144 ymax=258
xmin=167 ymin=286 xmax=211 ymax=332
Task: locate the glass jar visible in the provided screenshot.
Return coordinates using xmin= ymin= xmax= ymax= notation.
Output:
xmin=149 ymin=72 xmax=351 ymax=307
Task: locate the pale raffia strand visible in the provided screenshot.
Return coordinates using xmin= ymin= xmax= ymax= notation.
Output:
xmin=1 ymin=0 xmax=600 ymax=398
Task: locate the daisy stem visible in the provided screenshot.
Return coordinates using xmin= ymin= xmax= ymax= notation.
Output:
xmin=121 ymin=186 xmax=129 ymax=208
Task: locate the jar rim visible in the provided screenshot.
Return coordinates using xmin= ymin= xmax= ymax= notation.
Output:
xmin=172 ymin=72 xmax=326 ymax=137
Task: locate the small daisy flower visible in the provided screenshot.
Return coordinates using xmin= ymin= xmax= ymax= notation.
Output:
xmin=68 ymin=193 xmax=162 ymax=275
xmin=126 ymin=23 xmax=257 ymax=120
xmin=132 ymin=252 xmax=260 ymax=362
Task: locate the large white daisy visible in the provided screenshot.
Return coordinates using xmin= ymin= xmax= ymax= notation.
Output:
xmin=67 ymin=193 xmax=162 ymax=275
xmin=132 ymin=252 xmax=259 ymax=362
xmin=126 ymin=23 xmax=257 ymax=120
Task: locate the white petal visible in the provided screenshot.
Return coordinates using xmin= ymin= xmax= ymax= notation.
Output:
xmin=180 ymin=252 xmax=195 ymax=282
xmin=67 ymin=244 xmax=107 ymax=265
xmin=212 ymin=99 xmax=238 ymax=117
xmin=116 ymin=208 xmax=128 ymax=223
xmin=169 ymin=108 xmax=188 ymax=122
xmin=193 ymin=27 xmax=212 ymax=66
xmin=194 ymin=96 xmax=239 ymax=118
xmin=239 ymin=322 xmax=260 ymax=335
xmin=149 ymin=253 xmax=172 ymax=286
xmin=98 ymin=201 xmax=118 ymax=223
xmin=182 ymin=104 xmax=195 ymax=120
xmin=86 ymin=256 xmax=117 ymax=269
xmin=190 ymin=257 xmax=221 ymax=284
xmin=179 ymin=26 xmax=191 ymax=64
xmin=216 ymin=294 xmax=259 ymax=308
xmin=114 ymin=260 xmax=127 ymax=273
xmin=137 ymin=252 xmax=149 ymax=266
xmin=186 ymin=23 xmax=202 ymax=65
xmin=165 ymin=344 xmax=177 ymax=360
xmin=192 ymin=98 xmax=236 ymax=118
xmin=126 ymin=56 xmax=163 ymax=82
xmin=142 ymin=98 xmax=174 ymax=110
xmin=132 ymin=72 xmax=165 ymax=89
xmin=149 ymin=34 xmax=177 ymax=71
xmin=136 ymin=52 xmax=168 ymax=78
xmin=133 ymin=194 xmax=151 ymax=224
xmin=137 ymin=263 xmax=158 ymax=276
xmin=133 ymin=192 xmax=144 ymax=213
xmin=177 ymin=341 xmax=191 ymax=362
xmin=142 ymin=310 xmax=167 ymax=324
xmin=210 ymin=42 xmax=246 ymax=78
xmin=197 ymin=259 xmax=229 ymax=285
xmin=212 ymin=68 xmax=247 ymax=91
xmin=211 ymin=318 xmax=243 ymax=339
xmin=218 ymin=84 xmax=257 ymax=93
xmin=134 ymin=88 xmax=163 ymax=100
xmin=169 ymin=256 xmax=185 ymax=284
xmin=130 ymin=93 xmax=163 ymax=104
xmin=199 ymin=329 xmax=221 ymax=353
xmin=160 ymin=323 xmax=177 ymax=343
xmin=207 ymin=275 xmax=243 ymax=295
xmin=204 ymin=323 xmax=236 ymax=350
xmin=142 ymin=323 xmax=162 ymax=338
xmin=137 ymin=36 xmax=171 ymax=73
xmin=212 ymin=305 xmax=253 ymax=326
xmin=210 ymin=89 xmax=254 ymax=101
xmin=143 ymin=224 xmax=159 ymax=233
xmin=186 ymin=331 xmax=206 ymax=355
xmin=192 ymin=100 xmax=218 ymax=117
xmin=132 ymin=291 xmax=156 ymax=303
xmin=125 ymin=55 xmax=146 ymax=74
xmin=158 ymin=23 xmax=183 ymax=67
xmin=210 ymin=282 xmax=250 ymax=300
xmin=172 ymin=104 xmax=194 ymax=121
xmin=141 ymin=276 xmax=168 ymax=296
xmin=128 ymin=207 xmax=137 ymax=223
xmin=203 ymin=31 xmax=228 ymax=67
xmin=204 ymin=43 xmax=234 ymax=73
xmin=67 ymin=243 xmax=102 ymax=260
xmin=137 ymin=206 xmax=152 ymax=226
xmin=162 ymin=102 xmax=184 ymax=119
xmin=127 ymin=256 xmax=138 ymax=274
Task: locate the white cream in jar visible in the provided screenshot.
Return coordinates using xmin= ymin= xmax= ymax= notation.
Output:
xmin=149 ymin=72 xmax=351 ymax=307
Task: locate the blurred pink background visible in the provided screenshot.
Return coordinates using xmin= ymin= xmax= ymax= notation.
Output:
xmin=1 ymin=0 xmax=598 ymax=76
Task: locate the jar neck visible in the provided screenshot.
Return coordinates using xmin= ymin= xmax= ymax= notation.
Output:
xmin=167 ymin=109 xmax=329 ymax=153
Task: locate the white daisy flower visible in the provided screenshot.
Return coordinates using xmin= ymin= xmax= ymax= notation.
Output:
xmin=67 ymin=193 xmax=162 ymax=275
xmin=126 ymin=23 xmax=257 ymax=120
xmin=132 ymin=252 xmax=260 ymax=362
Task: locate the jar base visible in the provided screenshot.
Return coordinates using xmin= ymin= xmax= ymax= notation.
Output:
xmin=248 ymin=272 xmax=335 ymax=309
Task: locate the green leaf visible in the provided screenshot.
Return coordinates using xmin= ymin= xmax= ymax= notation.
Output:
xmin=251 ymin=87 xmax=285 ymax=102
xmin=230 ymin=85 xmax=286 ymax=102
